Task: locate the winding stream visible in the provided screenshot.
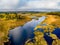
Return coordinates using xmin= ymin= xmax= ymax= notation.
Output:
xmin=9 ymin=16 xmax=60 ymax=45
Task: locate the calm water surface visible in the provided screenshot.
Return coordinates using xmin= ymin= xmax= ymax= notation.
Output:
xmin=9 ymin=16 xmax=60 ymax=45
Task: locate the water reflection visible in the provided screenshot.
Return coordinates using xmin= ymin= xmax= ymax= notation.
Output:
xmin=9 ymin=16 xmax=46 ymax=45
xmin=9 ymin=16 xmax=60 ymax=45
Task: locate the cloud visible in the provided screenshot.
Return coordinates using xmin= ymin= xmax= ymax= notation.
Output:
xmin=0 ymin=0 xmax=60 ymax=11
xmin=0 ymin=0 xmax=19 ymax=9
xmin=19 ymin=0 xmax=60 ymax=10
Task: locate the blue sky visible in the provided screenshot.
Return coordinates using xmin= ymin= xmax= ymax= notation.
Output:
xmin=0 ymin=0 xmax=60 ymax=11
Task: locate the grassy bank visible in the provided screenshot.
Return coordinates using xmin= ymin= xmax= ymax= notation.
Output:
xmin=0 ymin=12 xmax=60 ymax=45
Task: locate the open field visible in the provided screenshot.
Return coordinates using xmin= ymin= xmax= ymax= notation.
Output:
xmin=0 ymin=12 xmax=60 ymax=45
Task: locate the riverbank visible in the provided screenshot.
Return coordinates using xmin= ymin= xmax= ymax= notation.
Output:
xmin=0 ymin=12 xmax=60 ymax=45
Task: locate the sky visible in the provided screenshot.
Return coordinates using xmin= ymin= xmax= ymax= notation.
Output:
xmin=0 ymin=0 xmax=60 ymax=11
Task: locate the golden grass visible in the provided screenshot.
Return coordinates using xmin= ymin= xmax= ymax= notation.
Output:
xmin=0 ymin=12 xmax=60 ymax=45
